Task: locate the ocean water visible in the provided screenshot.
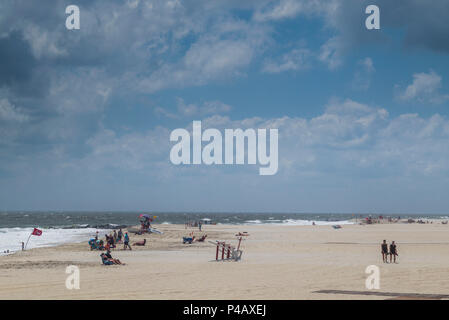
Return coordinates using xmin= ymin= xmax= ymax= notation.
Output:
xmin=0 ymin=211 xmax=359 ymax=229
xmin=1 ymin=211 xmax=447 ymax=255
xmin=0 ymin=227 xmax=107 ymax=256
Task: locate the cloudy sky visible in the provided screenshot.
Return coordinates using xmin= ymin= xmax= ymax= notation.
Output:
xmin=1 ymin=0 xmax=449 ymax=213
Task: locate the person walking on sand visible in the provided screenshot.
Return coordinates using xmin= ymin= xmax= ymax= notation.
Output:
xmin=381 ymin=240 xmax=389 ymax=263
xmin=123 ymin=232 xmax=132 ymax=250
xmin=389 ymin=241 xmax=398 ymax=263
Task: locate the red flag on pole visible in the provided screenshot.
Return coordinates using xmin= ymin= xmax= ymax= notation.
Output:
xmin=31 ymin=228 xmax=42 ymax=236
xmin=24 ymin=228 xmax=42 ymax=250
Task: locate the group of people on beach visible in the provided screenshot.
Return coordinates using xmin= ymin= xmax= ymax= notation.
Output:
xmin=184 ymin=220 xmax=204 ymax=230
xmin=95 ymin=229 xmax=132 ymax=251
xmin=94 ymin=229 xmax=133 ymax=265
xmin=381 ymin=240 xmax=398 ymax=263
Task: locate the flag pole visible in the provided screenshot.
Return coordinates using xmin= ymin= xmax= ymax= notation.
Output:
xmin=24 ymin=231 xmax=33 ymax=250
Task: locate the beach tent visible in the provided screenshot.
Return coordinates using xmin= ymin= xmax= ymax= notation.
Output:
xmin=202 ymin=218 xmax=217 ymax=225
xmin=200 ymin=218 xmax=212 ymax=224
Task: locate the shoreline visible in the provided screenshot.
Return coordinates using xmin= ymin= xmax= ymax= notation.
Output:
xmin=2 ymin=219 xmax=449 ymax=257
xmin=3 ymin=216 xmax=448 ymax=256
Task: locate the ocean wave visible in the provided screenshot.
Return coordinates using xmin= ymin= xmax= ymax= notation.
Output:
xmin=245 ymin=220 xmax=263 ymax=224
xmin=47 ymin=223 xmax=126 ymax=230
xmin=0 ymin=227 xmax=109 ymax=256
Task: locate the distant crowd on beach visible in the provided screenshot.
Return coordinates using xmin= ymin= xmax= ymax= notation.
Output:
xmin=185 ymin=220 xmax=203 ymax=231
xmin=185 ymin=218 xmax=215 ymax=230
xmin=358 ymin=215 xmax=401 ymax=224
xmin=357 ymin=215 xmax=447 ymax=225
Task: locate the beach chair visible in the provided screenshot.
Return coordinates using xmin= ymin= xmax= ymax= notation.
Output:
xmin=183 ymin=236 xmax=195 ymax=244
xmin=197 ymin=235 xmax=207 ymax=242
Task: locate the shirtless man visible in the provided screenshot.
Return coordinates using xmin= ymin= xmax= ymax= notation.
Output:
xmin=381 ymin=240 xmax=389 ymax=263
xmin=133 ymin=239 xmax=146 ymax=246
xmin=389 ymin=241 xmax=398 ymax=263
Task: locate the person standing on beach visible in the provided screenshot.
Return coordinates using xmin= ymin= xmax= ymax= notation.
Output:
xmin=108 ymin=233 xmax=116 ymax=249
xmin=389 ymin=241 xmax=398 ymax=263
xmin=381 ymin=240 xmax=389 ymax=263
xmin=117 ymin=229 xmax=123 ymax=243
xmin=123 ymin=232 xmax=132 ymax=250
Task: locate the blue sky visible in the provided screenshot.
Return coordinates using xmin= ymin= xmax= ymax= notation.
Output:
xmin=1 ymin=0 xmax=449 ymax=213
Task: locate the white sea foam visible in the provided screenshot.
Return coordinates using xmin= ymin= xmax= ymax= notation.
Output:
xmin=245 ymin=220 xmax=263 ymax=224
xmin=0 ymin=227 xmax=109 ymax=256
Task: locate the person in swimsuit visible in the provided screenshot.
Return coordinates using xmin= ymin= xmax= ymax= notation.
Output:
xmin=381 ymin=240 xmax=389 ymax=263
xmin=389 ymin=241 xmax=398 ymax=263
xmin=100 ymin=253 xmax=113 ymax=265
xmin=105 ymin=249 xmax=122 ymax=265
xmin=133 ymin=239 xmax=146 ymax=246
xmin=123 ymin=232 xmax=132 ymax=250
xmin=108 ymin=234 xmax=115 ymax=248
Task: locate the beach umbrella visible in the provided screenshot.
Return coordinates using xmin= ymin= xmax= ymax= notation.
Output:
xmin=139 ymin=214 xmax=150 ymax=219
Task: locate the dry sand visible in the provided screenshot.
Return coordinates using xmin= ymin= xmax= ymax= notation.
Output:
xmin=1 ymin=222 xmax=449 ymax=300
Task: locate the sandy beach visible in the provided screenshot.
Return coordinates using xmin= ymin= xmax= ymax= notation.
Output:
xmin=1 ymin=222 xmax=449 ymax=300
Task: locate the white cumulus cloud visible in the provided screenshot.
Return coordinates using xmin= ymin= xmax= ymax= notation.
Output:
xmin=398 ymin=70 xmax=449 ymax=104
